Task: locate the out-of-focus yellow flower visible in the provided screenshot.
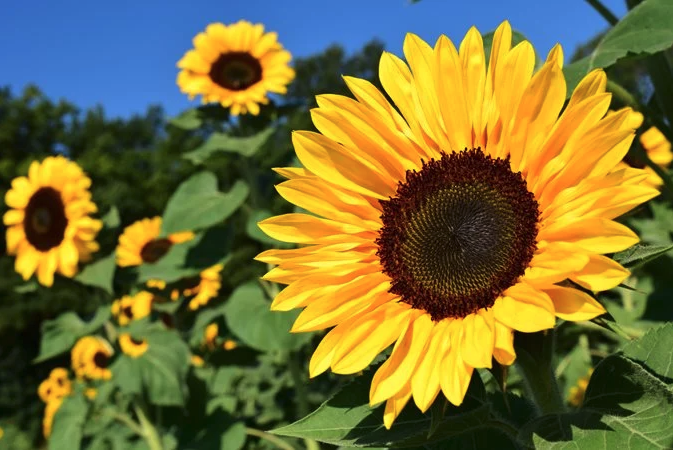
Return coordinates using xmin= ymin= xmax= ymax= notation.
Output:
xmin=116 ymin=217 xmax=193 ymax=267
xmin=43 ymin=397 xmax=63 ymax=438
xmin=111 ymin=291 xmax=154 ymax=326
xmin=85 ymin=388 xmax=97 ymax=400
xmin=618 ymin=110 xmax=672 ymax=187
xmin=204 ymin=323 xmax=218 ymax=350
xmin=71 ymin=336 xmax=113 ymax=380
xmin=3 ymin=156 xmax=102 ymax=286
xmin=191 ymin=355 xmax=205 ymax=367
xmin=118 ymin=333 xmax=149 ymax=358
xmin=185 ymin=264 xmax=223 ymax=310
xmin=38 ymin=368 xmax=72 ymax=403
xmin=223 ymin=339 xmax=238 ymax=351
xmin=177 ymin=20 xmax=295 ymax=116
xmin=568 ymin=368 xmax=594 ymax=406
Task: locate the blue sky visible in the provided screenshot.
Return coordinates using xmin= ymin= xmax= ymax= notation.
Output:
xmin=1 ymin=0 xmax=626 ymax=118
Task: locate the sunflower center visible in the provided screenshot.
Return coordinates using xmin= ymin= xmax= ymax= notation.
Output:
xmin=92 ymin=352 xmax=109 ymax=369
xmin=377 ymin=149 xmax=540 ymax=321
xmin=24 ymin=187 xmax=68 ymax=252
xmin=140 ymin=239 xmax=173 ymax=263
xmin=209 ymin=52 xmax=263 ymax=91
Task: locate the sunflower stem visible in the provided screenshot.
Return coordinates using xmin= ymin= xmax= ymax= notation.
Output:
xmin=514 ymin=330 xmax=566 ymax=415
xmin=134 ymin=402 xmax=163 ymax=450
xmin=287 ymin=351 xmax=320 ymax=450
xmin=245 ymin=427 xmax=297 ymax=450
xmin=584 ymin=0 xmax=619 ymax=25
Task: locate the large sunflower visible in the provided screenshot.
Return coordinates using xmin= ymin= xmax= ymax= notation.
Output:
xmin=257 ymin=22 xmax=659 ymax=428
xmin=177 ymin=20 xmax=295 ymax=116
xmin=4 ymin=156 xmax=102 ymax=286
xmin=71 ymin=336 xmax=113 ymax=380
xmin=116 ymin=217 xmax=193 ymax=267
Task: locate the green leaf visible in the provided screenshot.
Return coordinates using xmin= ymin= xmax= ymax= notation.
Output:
xmin=169 ymin=109 xmax=202 ymax=130
xmin=272 ymin=367 xmax=519 ymax=448
xmin=35 ymin=306 xmax=110 ymax=362
xmin=519 ymin=324 xmax=673 ymax=449
xmin=161 ymin=171 xmax=249 ymax=235
xmin=49 ymin=395 xmax=90 ymax=450
xmin=74 ymin=252 xmax=116 ymax=294
xmin=111 ymin=326 xmax=190 ymax=406
xmin=564 ymin=0 xmax=673 ymax=96
xmin=102 ymin=206 xmax=121 ymax=229
xmin=223 ymin=282 xmax=312 ymax=352
xmin=613 ymin=243 xmax=673 ymax=269
xmin=137 ymin=226 xmax=231 ymax=283
xmin=184 ymin=128 xmax=275 ymax=164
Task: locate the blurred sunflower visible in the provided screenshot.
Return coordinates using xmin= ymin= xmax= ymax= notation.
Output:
xmin=71 ymin=336 xmax=113 ymax=380
xmin=618 ymin=111 xmax=672 ymax=187
xmin=223 ymin=339 xmax=238 ymax=351
xmin=118 ymin=333 xmax=149 ymax=358
xmin=204 ymin=323 xmax=219 ymax=350
xmin=257 ymin=21 xmax=659 ymax=428
xmin=111 ymin=291 xmax=154 ymax=325
xmin=177 ymin=20 xmax=295 ymax=116
xmin=183 ymin=264 xmax=224 ymax=310
xmin=191 ymin=355 xmax=205 ymax=367
xmin=42 ymin=397 xmax=63 ymax=438
xmin=37 ymin=368 xmax=71 ymax=403
xmin=568 ymin=368 xmax=594 ymax=406
xmin=3 ymin=156 xmax=102 ymax=286
xmin=116 ymin=217 xmax=193 ymax=267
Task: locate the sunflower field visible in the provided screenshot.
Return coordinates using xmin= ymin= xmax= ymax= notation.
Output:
xmin=3 ymin=0 xmax=673 ymax=449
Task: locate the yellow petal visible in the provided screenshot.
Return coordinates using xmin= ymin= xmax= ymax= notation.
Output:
xmin=411 ymin=320 xmax=450 ymax=412
xmin=309 ymin=315 xmax=361 ymax=377
xmin=383 ymin=383 xmax=412 ymax=429
xmin=544 ymin=286 xmax=606 ymax=322
xmin=539 ymin=218 xmax=638 ymax=254
xmin=493 ymin=321 xmax=516 ymax=365
xmin=37 ymin=250 xmax=58 ymax=287
xmin=258 ymin=213 xmax=370 ymax=244
xmin=331 ymin=303 xmax=412 ymax=374
xmin=571 ymin=254 xmax=630 ymax=292
xmin=439 ymin=322 xmax=474 ymax=406
xmin=492 ymin=283 xmax=555 ymax=332
xmin=370 ymin=313 xmax=433 ymax=405
xmin=460 ymin=309 xmax=494 ymax=369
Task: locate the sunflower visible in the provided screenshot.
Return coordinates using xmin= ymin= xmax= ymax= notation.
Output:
xmin=42 ymin=397 xmax=63 ymax=438
xmin=568 ymin=368 xmax=594 ymax=406
xmin=4 ymin=156 xmax=102 ymax=286
xmin=71 ymin=336 xmax=113 ymax=380
xmin=223 ymin=339 xmax=238 ymax=351
xmin=118 ymin=333 xmax=149 ymax=358
xmin=116 ymin=217 xmax=194 ymax=267
xmin=38 ymin=368 xmax=72 ymax=403
xmin=618 ymin=111 xmax=672 ymax=187
xmin=183 ymin=264 xmax=224 ymax=310
xmin=256 ymin=21 xmax=659 ymax=428
xmin=177 ymin=20 xmax=295 ymax=116
xmin=111 ymin=291 xmax=154 ymax=325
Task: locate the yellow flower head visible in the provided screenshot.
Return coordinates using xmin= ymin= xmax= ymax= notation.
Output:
xmin=177 ymin=20 xmax=295 ymax=116
xmin=568 ymin=368 xmax=594 ymax=406
xmin=204 ymin=323 xmax=219 ymax=350
xmin=85 ymin=388 xmax=97 ymax=400
xmin=3 ymin=156 xmax=102 ymax=286
xmin=257 ymin=21 xmax=659 ymax=428
xmin=38 ymin=367 xmax=72 ymax=403
xmin=191 ymin=355 xmax=205 ymax=367
xmin=223 ymin=339 xmax=238 ymax=351
xmin=617 ymin=110 xmax=672 ymax=187
xmin=116 ymin=217 xmax=194 ymax=267
xmin=71 ymin=336 xmax=113 ymax=380
xmin=111 ymin=291 xmax=154 ymax=325
xmin=184 ymin=264 xmax=223 ymax=310
xmin=118 ymin=333 xmax=149 ymax=358
xmin=42 ymin=397 xmax=63 ymax=438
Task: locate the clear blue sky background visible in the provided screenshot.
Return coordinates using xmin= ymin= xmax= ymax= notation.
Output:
xmin=1 ymin=0 xmax=626 ymax=118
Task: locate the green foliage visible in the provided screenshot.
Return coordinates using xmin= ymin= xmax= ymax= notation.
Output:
xmin=49 ymin=395 xmax=90 ymax=450
xmin=564 ymin=0 xmax=673 ymax=96
xmin=223 ymin=282 xmax=313 ymax=352
xmin=75 ymin=253 xmax=117 ymax=295
xmin=183 ymin=127 xmax=275 ymax=163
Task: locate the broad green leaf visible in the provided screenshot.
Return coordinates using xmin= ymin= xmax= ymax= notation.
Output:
xmin=564 ymin=0 xmax=673 ymax=96
xmin=137 ymin=226 xmax=231 ymax=283
xmin=183 ymin=411 xmax=247 ymax=450
xmin=223 ymin=282 xmax=312 ymax=352
xmin=35 ymin=306 xmax=110 ymax=362
xmin=272 ymin=367 xmax=520 ymax=448
xmin=111 ymin=326 xmax=190 ymax=406
xmin=169 ymin=109 xmax=202 ymax=130
xmin=49 ymin=395 xmax=90 ymax=450
xmin=74 ymin=252 xmax=116 ymax=294
xmin=161 ymin=171 xmax=248 ymax=235
xmin=184 ymin=128 xmax=275 ymax=164
xmin=613 ymin=243 xmax=673 ymax=269
xmin=519 ymin=325 xmax=673 ymax=449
